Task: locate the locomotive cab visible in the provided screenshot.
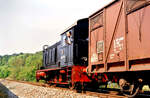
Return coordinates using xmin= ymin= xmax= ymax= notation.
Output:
xmin=60 ymin=18 xmax=89 ymax=67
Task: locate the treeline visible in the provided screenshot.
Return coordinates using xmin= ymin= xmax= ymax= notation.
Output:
xmin=0 ymin=52 xmax=42 ymax=81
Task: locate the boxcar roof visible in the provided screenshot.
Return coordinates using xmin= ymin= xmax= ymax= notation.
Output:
xmin=89 ymin=0 xmax=118 ymax=18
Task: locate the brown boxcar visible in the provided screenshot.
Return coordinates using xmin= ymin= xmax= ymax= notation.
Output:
xmin=88 ymin=0 xmax=150 ymax=96
xmin=88 ymin=0 xmax=150 ymax=73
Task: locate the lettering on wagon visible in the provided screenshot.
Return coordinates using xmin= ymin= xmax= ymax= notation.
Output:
xmin=110 ymin=37 xmax=124 ymax=59
xmin=91 ymin=53 xmax=98 ymax=63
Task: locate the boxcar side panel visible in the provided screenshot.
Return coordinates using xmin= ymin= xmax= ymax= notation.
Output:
xmin=88 ymin=0 xmax=150 ymax=73
xmin=105 ymin=0 xmax=125 ymax=63
xmin=127 ymin=3 xmax=150 ymax=71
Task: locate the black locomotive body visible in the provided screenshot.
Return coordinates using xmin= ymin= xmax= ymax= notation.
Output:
xmin=42 ymin=41 xmax=61 ymax=69
xmin=36 ymin=18 xmax=91 ymax=85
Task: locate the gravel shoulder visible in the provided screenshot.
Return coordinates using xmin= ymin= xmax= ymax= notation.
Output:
xmin=0 ymin=79 xmax=97 ymax=98
xmin=0 ymin=79 xmax=18 ymax=98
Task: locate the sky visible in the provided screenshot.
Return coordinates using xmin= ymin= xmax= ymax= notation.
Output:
xmin=0 ymin=0 xmax=112 ymax=56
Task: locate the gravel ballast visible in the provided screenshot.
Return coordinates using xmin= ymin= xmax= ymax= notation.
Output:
xmin=0 ymin=79 xmax=97 ymax=98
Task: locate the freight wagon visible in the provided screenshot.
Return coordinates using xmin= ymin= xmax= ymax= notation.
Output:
xmin=88 ymin=0 xmax=150 ymax=97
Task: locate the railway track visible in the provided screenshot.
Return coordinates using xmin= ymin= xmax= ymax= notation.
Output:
xmin=2 ymin=79 xmax=150 ymax=97
xmin=3 ymin=79 xmax=127 ymax=98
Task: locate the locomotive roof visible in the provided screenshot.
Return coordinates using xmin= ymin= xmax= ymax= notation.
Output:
xmin=60 ymin=22 xmax=77 ymax=35
xmin=46 ymin=41 xmax=61 ymax=50
xmin=89 ymin=0 xmax=117 ymax=18
xmin=60 ymin=18 xmax=88 ymax=35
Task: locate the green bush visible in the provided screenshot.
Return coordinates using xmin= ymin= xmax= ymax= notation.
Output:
xmin=0 ymin=66 xmax=10 ymax=78
xmin=0 ymin=52 xmax=42 ymax=81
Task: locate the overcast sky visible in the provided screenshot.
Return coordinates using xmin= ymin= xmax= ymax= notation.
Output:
xmin=0 ymin=0 xmax=112 ymax=55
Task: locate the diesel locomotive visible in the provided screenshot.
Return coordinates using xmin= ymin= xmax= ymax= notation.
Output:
xmin=36 ymin=18 xmax=91 ymax=88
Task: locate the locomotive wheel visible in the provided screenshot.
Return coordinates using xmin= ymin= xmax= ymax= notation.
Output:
xmin=69 ymin=83 xmax=75 ymax=90
xmin=36 ymin=79 xmax=39 ymax=82
xmin=119 ymin=79 xmax=139 ymax=98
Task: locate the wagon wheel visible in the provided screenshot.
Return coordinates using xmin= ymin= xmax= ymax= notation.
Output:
xmin=119 ymin=79 xmax=139 ymax=98
xmin=122 ymin=84 xmax=139 ymax=98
